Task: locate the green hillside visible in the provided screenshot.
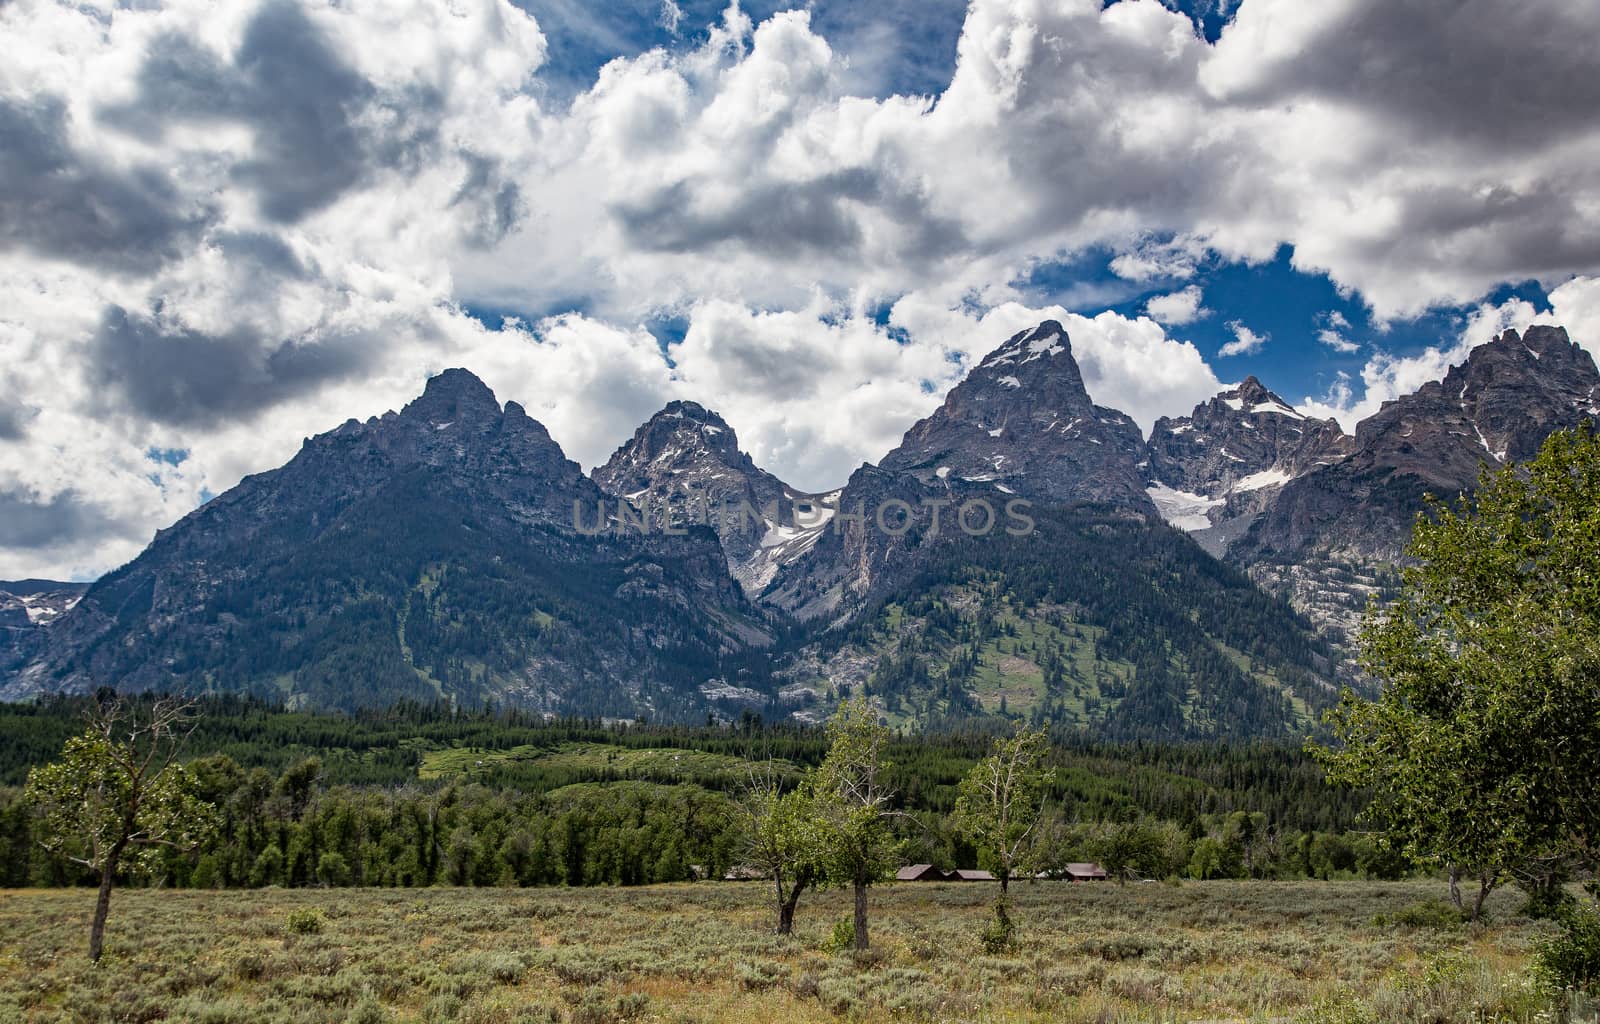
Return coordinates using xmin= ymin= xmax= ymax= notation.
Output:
xmin=787 ymin=508 xmax=1333 ymax=739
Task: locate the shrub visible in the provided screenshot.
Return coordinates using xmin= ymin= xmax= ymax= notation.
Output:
xmin=571 ymin=992 xmax=650 ymax=1024
xmin=1521 ymin=880 xmax=1578 ymax=920
xmin=978 ymin=895 xmax=1016 ymax=953
xmin=423 ymin=994 xmax=463 ymax=1022
xmin=287 ymin=907 xmax=326 ymax=935
xmin=346 ymin=999 xmax=390 ymax=1024
xmin=1372 ymin=899 xmax=1463 ymax=930
xmin=1534 ymin=904 xmax=1600 ymax=994
xmin=824 ymin=917 xmax=855 ymax=953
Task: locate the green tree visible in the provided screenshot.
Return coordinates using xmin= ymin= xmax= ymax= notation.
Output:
xmin=737 ymin=765 xmax=825 ymax=935
xmin=814 ymin=698 xmax=899 ymax=951
xmin=952 ymin=725 xmax=1054 ymax=948
xmin=25 ymin=697 xmax=219 ymax=961
xmin=1090 ymin=820 xmax=1165 ymax=885
xmin=1314 ymin=426 xmax=1600 ymax=920
xmin=1187 ymin=836 xmax=1228 ymax=880
xmin=952 ymin=726 xmax=1054 ymax=894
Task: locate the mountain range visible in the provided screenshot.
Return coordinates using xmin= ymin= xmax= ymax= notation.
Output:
xmin=4 ymin=322 xmax=1595 ymax=737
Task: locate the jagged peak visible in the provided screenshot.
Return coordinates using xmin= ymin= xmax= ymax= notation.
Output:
xmin=403 ymin=368 xmax=501 ymax=422
xmin=651 ymin=399 xmax=731 ymax=428
xmin=979 ymin=319 xmax=1072 ymax=369
xmin=1206 ymin=377 xmax=1305 ymax=421
xmin=1446 ymin=322 xmax=1598 ymax=397
xmin=1230 ymin=375 xmax=1273 ymax=401
xmin=1487 ymin=323 xmax=1588 ymax=365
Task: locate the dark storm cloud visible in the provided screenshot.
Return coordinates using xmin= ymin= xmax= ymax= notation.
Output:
xmin=0 ymin=95 xmax=209 ymax=272
xmin=614 ymin=167 xmax=965 ymax=261
xmin=104 ymin=1 xmax=445 ymax=223
xmin=90 ymin=305 xmax=385 ymax=429
xmin=1224 ymin=0 xmax=1600 ymax=150
xmin=0 ymin=489 xmax=138 ymax=549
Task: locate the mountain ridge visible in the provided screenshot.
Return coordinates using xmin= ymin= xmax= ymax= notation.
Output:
xmin=5 ymin=321 xmax=1596 ymax=733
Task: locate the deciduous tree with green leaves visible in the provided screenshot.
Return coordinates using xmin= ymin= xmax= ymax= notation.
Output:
xmin=813 ymin=698 xmax=899 ymax=951
xmin=1313 ymin=425 xmax=1600 ymax=921
xmin=952 ymin=726 xmax=1054 ymax=894
xmin=737 ymin=764 xmax=825 ymax=936
xmin=25 ymin=696 xmax=219 ymax=961
xmin=952 ymin=725 xmax=1054 ymax=948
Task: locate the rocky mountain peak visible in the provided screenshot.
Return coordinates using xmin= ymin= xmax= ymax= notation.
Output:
xmin=6 ymin=371 xmax=767 ymax=713
xmin=402 ymin=368 xmax=502 ymax=425
xmin=593 ymin=401 xmax=819 ymax=597
xmin=595 ymin=402 xmax=770 ymax=497
xmin=1145 ymin=380 xmax=1351 ymax=554
xmin=879 ymin=320 xmax=1151 ymax=510
xmin=1232 ymin=375 xmax=1272 ymax=400
xmin=1353 ymin=324 xmax=1600 ymax=474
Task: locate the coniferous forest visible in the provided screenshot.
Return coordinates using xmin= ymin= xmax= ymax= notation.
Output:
xmin=0 ymin=693 xmax=1387 ymax=892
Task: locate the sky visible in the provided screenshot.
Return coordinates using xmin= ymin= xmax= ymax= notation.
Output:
xmin=2 ymin=0 xmax=1600 ymax=580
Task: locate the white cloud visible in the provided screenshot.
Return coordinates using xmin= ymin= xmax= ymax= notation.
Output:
xmin=1144 ymin=285 xmax=1209 ymax=326
xmin=1218 ymin=321 xmax=1268 ymax=357
xmin=1316 ymin=329 xmax=1360 ymax=354
xmin=4 ymin=0 xmax=1600 ymax=575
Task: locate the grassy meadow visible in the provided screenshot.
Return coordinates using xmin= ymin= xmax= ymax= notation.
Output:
xmin=1 ymin=879 xmax=1591 ymax=1024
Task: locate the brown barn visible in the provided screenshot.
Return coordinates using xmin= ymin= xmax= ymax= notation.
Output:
xmin=952 ymin=869 xmax=996 ymax=882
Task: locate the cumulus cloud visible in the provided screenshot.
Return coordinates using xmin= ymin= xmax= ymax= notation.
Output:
xmin=1316 ymin=329 xmax=1359 ymax=354
xmin=0 ymin=95 xmax=209 ymax=271
xmin=1145 ymin=285 xmax=1209 ymax=326
xmin=1218 ymin=321 xmax=1268 ymax=357
xmin=2 ymin=0 xmax=1600 ymax=576
xmin=0 ymin=384 xmax=37 ymax=442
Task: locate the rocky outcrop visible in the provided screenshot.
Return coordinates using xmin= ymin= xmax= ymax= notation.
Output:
xmin=1145 ymin=376 xmax=1351 ymax=556
xmin=1241 ymin=325 xmax=1600 ymax=565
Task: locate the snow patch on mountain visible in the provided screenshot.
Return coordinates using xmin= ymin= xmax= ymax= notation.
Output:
xmin=1147 ymin=482 xmax=1225 ymax=532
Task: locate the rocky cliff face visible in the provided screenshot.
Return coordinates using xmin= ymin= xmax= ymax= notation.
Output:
xmin=1145 ymin=376 xmax=1351 ymax=556
xmin=765 ymin=321 xmax=1156 ymax=622
xmin=8 ymin=318 xmax=1596 ymax=728
xmin=6 ymin=371 xmax=770 ymax=715
xmin=0 ymin=580 xmax=88 ymax=681
xmin=592 ymin=401 xmax=834 ymax=596
xmin=1225 ymin=326 xmax=1600 ymax=678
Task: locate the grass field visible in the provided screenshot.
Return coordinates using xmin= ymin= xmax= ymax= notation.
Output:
xmin=0 ymin=880 xmax=1589 ymax=1023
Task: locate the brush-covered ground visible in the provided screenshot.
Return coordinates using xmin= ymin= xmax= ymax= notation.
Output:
xmin=0 ymin=880 xmax=1589 ymax=1024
